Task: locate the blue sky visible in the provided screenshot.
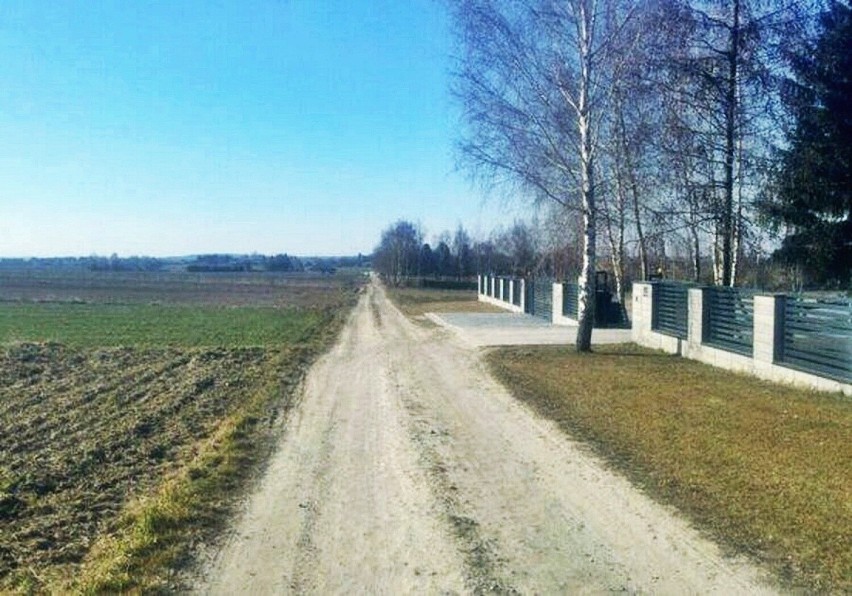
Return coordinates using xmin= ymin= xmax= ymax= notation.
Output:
xmin=0 ymin=0 xmax=519 ymax=257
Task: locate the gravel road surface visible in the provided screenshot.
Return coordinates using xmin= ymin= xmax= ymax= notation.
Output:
xmin=198 ymin=280 xmax=776 ymax=594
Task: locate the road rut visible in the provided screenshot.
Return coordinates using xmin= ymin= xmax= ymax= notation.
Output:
xmin=199 ymin=280 xmax=777 ymax=594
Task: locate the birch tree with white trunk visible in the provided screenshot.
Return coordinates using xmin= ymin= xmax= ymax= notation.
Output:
xmin=449 ymin=0 xmax=642 ymax=351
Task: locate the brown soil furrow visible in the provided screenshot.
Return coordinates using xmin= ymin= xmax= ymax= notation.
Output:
xmin=0 ymin=344 xmax=277 ymax=585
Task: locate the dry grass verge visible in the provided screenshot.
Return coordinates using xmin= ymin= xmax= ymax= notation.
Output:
xmin=488 ymin=344 xmax=851 ymax=592
xmin=386 ymin=286 xmax=504 ymax=317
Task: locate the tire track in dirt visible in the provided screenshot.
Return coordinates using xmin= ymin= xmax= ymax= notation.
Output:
xmin=199 ymin=283 xmax=467 ymax=594
xmin=199 ymin=278 xmax=779 ymax=594
xmin=375 ymin=283 xmax=778 ymax=594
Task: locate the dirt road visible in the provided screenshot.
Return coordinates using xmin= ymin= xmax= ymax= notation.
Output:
xmin=199 ymin=280 xmax=777 ymax=594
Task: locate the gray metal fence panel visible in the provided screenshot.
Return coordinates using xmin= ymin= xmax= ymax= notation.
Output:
xmin=512 ymin=279 xmax=522 ymax=306
xmin=705 ymin=287 xmax=754 ymax=356
xmin=651 ymin=282 xmax=690 ymax=339
xmin=781 ymin=296 xmax=851 ymax=383
xmin=532 ymin=278 xmax=553 ymax=322
xmin=502 ymin=277 xmax=512 ymax=303
xmin=562 ymin=283 xmax=578 ymax=318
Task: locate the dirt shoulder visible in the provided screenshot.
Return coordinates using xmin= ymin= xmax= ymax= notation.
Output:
xmin=198 ymin=279 xmax=779 ymax=593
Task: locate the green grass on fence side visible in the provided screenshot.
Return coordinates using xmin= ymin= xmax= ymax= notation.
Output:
xmin=0 ymin=303 xmax=324 ymax=348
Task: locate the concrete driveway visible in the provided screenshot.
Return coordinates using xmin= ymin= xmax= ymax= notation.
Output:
xmin=426 ymin=312 xmax=632 ymax=347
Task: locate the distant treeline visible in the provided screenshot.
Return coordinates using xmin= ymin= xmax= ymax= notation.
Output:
xmin=0 ymin=256 xmax=167 ymax=272
xmin=0 ymin=253 xmax=370 ymax=273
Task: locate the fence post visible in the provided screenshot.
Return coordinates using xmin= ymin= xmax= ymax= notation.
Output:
xmin=754 ymin=294 xmax=785 ymax=364
xmin=552 ymin=282 xmax=564 ymax=322
xmin=631 ymin=282 xmax=653 ymax=343
xmin=508 ymin=279 xmax=515 ymax=307
xmin=520 ymin=278 xmax=526 ymax=312
xmin=688 ymin=288 xmax=706 ymax=349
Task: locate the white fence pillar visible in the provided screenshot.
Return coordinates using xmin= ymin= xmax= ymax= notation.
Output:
xmin=552 ymin=283 xmax=563 ymax=322
xmin=688 ymin=288 xmax=706 ymax=350
xmin=520 ymin=279 xmax=526 ymax=312
xmin=632 ymin=283 xmax=653 ymax=343
xmin=753 ymin=295 xmax=785 ymax=364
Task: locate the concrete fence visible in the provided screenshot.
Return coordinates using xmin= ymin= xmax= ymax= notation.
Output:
xmin=479 ymin=275 xmax=582 ymax=323
xmin=479 ymin=276 xmax=631 ymax=329
xmin=633 ymin=282 xmax=851 ymax=395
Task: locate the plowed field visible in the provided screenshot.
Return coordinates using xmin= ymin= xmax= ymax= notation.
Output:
xmin=0 ymin=271 xmax=360 ymax=591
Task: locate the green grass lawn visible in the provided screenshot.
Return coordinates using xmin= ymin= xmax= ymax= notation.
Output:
xmin=489 ymin=344 xmax=852 ymax=592
xmin=0 ymin=303 xmax=324 ymax=348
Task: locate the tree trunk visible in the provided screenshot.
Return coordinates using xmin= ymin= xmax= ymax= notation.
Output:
xmin=576 ymin=1 xmax=596 ymax=352
xmin=606 ymin=163 xmax=627 ymax=308
xmin=577 ymin=192 xmax=596 ymax=352
xmin=721 ymin=0 xmax=740 ymax=287
xmin=691 ymin=219 xmax=701 ymax=283
xmin=730 ymin=135 xmax=745 ymax=286
xmin=731 ymin=204 xmax=741 ymax=287
xmin=713 ymin=226 xmax=723 ymax=286
xmin=616 ymin=100 xmax=648 ymax=281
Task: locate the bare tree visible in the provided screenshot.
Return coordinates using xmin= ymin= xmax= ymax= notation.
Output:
xmin=539 ymin=202 xmax=583 ymax=280
xmin=451 ymin=225 xmax=475 ymax=280
xmin=373 ymin=220 xmax=422 ymax=285
xmin=598 ymin=4 xmax=669 ymax=299
xmin=654 ymin=0 xmax=807 ymax=286
xmin=449 ymin=0 xmax=642 ymax=351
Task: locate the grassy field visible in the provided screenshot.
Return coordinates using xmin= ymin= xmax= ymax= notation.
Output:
xmin=386 ymin=285 xmax=504 ymax=317
xmin=0 ymin=270 xmax=361 ymax=592
xmin=0 ymin=303 xmax=324 ymax=348
xmin=0 ymin=269 xmax=360 ymax=308
xmin=488 ymin=344 xmax=851 ymax=592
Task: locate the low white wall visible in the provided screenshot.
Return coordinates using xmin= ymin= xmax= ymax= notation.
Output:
xmin=632 ymin=282 xmax=852 ymax=396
